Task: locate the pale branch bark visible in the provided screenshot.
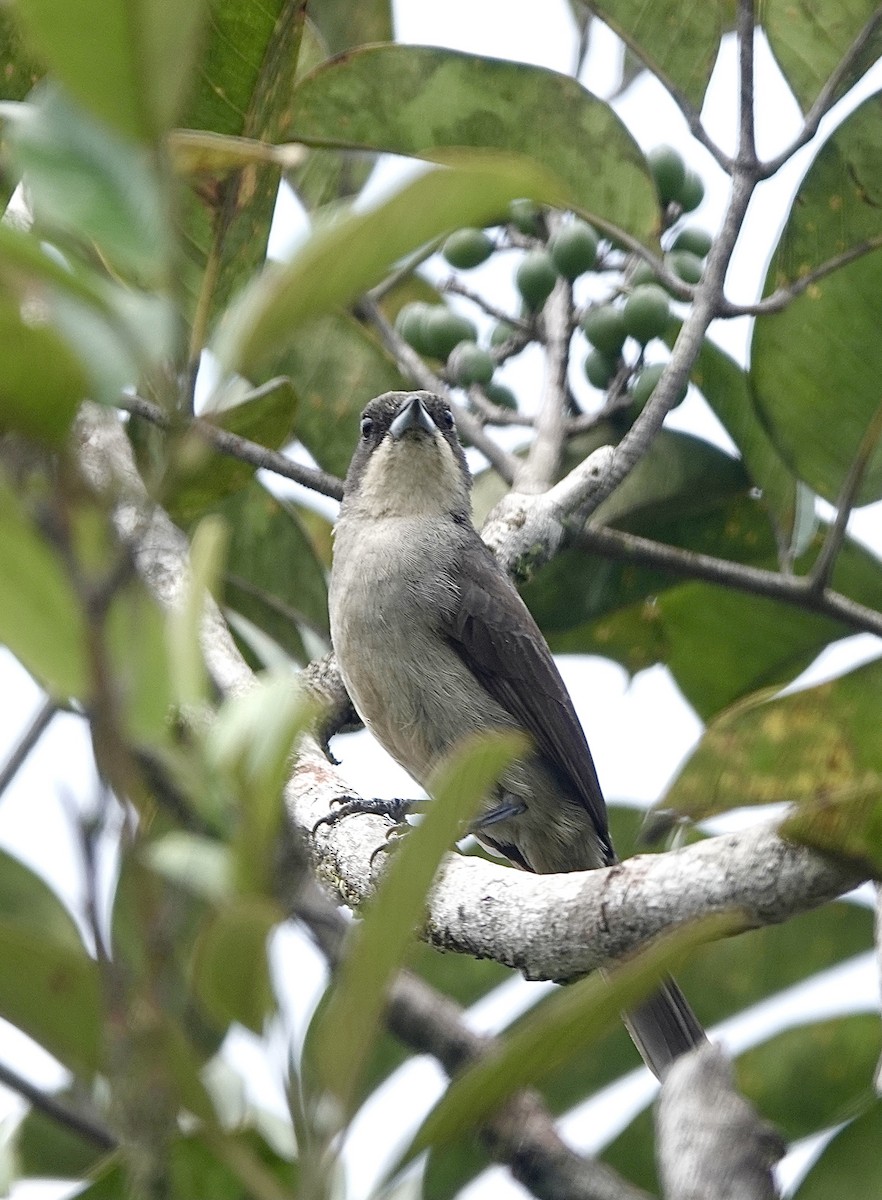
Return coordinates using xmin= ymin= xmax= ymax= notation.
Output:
xmin=571 ymin=524 xmax=882 ymax=639
xmin=293 ymin=735 xmax=864 ymax=980
xmin=656 ymin=1045 xmax=784 ymax=1200
xmin=116 ymin=391 xmax=345 ymax=502
xmin=517 ymin=275 xmax=573 ymax=493
xmin=357 ymin=297 xmax=521 ymax=483
xmin=758 ymin=8 xmax=882 ymax=178
xmin=737 ymin=0 xmax=758 ymax=169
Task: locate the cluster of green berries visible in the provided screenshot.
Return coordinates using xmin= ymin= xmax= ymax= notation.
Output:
xmin=393 ymin=144 xmax=708 ymax=420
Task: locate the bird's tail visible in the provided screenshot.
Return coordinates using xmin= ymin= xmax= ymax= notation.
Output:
xmin=622 ymin=975 xmax=707 ymax=1080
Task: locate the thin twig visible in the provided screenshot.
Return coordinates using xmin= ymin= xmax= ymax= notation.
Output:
xmin=441 ymin=276 xmax=530 ymax=330
xmin=357 ymin=297 xmax=520 ymax=483
xmin=467 ymin=386 xmax=536 ymax=427
xmin=809 ymin=398 xmax=882 ymax=593
xmin=0 ymin=1059 xmax=116 ymax=1151
xmin=573 ymin=523 xmax=882 ymax=638
xmin=0 ymin=698 xmax=57 ymax=801
xmin=117 ymin=393 xmax=345 ymax=501
xmin=718 ymin=237 xmax=882 ymax=316
xmin=760 ymin=9 xmax=882 ymax=178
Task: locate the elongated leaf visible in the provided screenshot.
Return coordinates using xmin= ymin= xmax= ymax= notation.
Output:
xmin=15 ymin=1094 xmax=111 ymax=1179
xmin=793 ymin=1100 xmax=882 ymax=1199
xmin=585 ymin=1 xmax=731 ymax=107
xmin=176 ymin=0 xmax=308 ymax=325
xmin=309 ymin=0 xmax=391 ymax=54
xmin=763 ymin=2 xmax=882 ymax=114
xmin=215 ymin=156 xmax=581 ymax=378
xmin=0 ymin=478 xmax=88 ymax=698
xmin=664 ymin=655 xmax=882 ymax=820
xmin=781 ymin=785 xmax=882 ymax=876
xmin=400 ymin=917 xmax=732 ymax=1169
xmin=13 ymin=0 xmax=205 ymax=140
xmin=289 ymin=45 xmax=658 ymax=243
xmin=193 ymin=897 xmax=280 ymax=1033
xmin=0 ymin=848 xmax=83 ymax=949
xmin=0 ymin=296 xmax=86 ymax=443
xmin=314 ymin=731 xmax=526 ymax=1118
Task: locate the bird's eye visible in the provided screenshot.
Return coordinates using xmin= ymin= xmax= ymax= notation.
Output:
xmin=360 ymin=416 xmax=374 ymax=440
xmin=441 ymin=408 xmax=455 ymax=429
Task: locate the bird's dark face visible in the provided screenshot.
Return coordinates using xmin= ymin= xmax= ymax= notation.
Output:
xmin=342 ymin=391 xmax=472 ymax=520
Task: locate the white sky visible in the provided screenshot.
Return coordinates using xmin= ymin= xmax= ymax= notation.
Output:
xmin=1 ymin=3 xmax=881 ymax=1198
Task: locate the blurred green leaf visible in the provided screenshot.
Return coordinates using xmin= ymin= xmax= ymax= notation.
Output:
xmin=215 ymin=155 xmax=604 ymax=378
xmin=144 ymin=833 xmax=233 ymax=905
xmin=13 ymin=0 xmax=205 ymax=140
xmin=168 ymin=516 xmax=228 ymax=710
xmin=308 ymin=0 xmax=391 ymax=53
xmin=738 ymin=1015 xmax=880 ymax=1140
xmin=0 ymin=477 xmax=89 ymax=699
xmin=0 ymin=921 xmax=100 ymax=1074
xmin=193 ymin=897 xmax=280 ymax=1033
xmin=793 ymin=1100 xmax=882 ymax=1199
xmin=763 ymin=3 xmax=882 ymax=114
xmin=167 ymin=377 xmax=298 ymax=525
xmin=106 ymin=580 xmax=174 ymax=744
xmin=401 ymin=917 xmax=732 ymax=1170
xmin=217 ymin=482 xmax=331 ymax=667
xmin=664 ymin=656 xmax=882 ymax=821
xmin=584 ymin=1 xmax=731 ymax=107
xmin=289 ymin=45 xmax=658 ymax=242
xmin=15 ymin=1090 xmax=111 ymax=1178
xmin=176 ymin=0 xmax=307 ymax=324
xmin=0 ymin=296 xmax=87 ymax=442
xmin=752 ymin=94 xmax=882 ymax=505
xmin=314 ymin=731 xmax=526 ymax=1119
xmin=782 ymin=785 xmax=882 ymax=876
xmin=278 ymin=313 xmax=406 ymax=476
xmin=3 ymin=86 xmax=171 ymax=284
xmin=0 ymin=847 xmax=82 ymax=949
xmin=0 ymin=8 xmax=42 ymax=102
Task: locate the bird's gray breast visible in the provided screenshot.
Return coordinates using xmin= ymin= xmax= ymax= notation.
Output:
xmin=329 ymin=516 xmax=512 ymax=785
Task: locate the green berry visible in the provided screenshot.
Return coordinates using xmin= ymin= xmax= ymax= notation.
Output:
xmin=395 ymin=302 xmax=433 ymax=356
xmin=515 ymin=250 xmax=558 ymax=310
xmin=584 ymin=349 xmax=618 ymax=390
xmin=422 ymin=307 xmax=478 ymax=359
xmin=630 ymin=362 xmax=688 ymax=414
xmin=548 ymin=220 xmax=598 ymax=280
xmin=666 ymin=250 xmax=704 ymax=284
xmin=483 ymin=382 xmax=518 ymax=410
xmin=630 ymin=260 xmax=659 ymax=288
xmin=672 ymin=226 xmax=713 ymax=257
xmin=509 ymin=198 xmax=543 ymax=236
xmin=581 ymin=305 xmax=627 ymax=357
xmin=648 ymin=145 xmax=686 ymax=207
xmin=490 ymin=320 xmax=516 ymax=347
xmin=679 ymin=169 xmax=705 ymax=213
xmin=622 ymin=284 xmax=671 ymax=344
xmin=448 ymin=341 xmax=494 ymax=386
xmin=442 ymin=228 xmax=494 ymax=270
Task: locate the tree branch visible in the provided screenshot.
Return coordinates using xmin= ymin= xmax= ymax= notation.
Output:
xmin=0 ymin=698 xmax=58 ymax=801
xmin=116 ymin=392 xmax=345 ymax=502
xmin=717 ymin=238 xmax=882 ymax=317
xmin=0 ymin=1059 xmax=116 ymax=1152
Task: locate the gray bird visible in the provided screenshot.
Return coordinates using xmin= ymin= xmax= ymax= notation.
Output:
xmin=329 ymin=389 xmax=705 ymax=1077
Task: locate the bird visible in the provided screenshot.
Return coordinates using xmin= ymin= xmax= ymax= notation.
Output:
xmin=327 ymin=389 xmax=706 ymax=1078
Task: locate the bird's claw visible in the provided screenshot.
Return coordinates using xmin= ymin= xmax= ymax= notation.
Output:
xmin=312 ymin=796 xmax=418 ymax=835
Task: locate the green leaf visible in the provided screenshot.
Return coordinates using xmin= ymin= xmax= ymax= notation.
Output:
xmin=793 ymin=1100 xmax=882 ymax=1199
xmin=752 ymin=95 xmax=882 ymax=505
xmin=105 ymin=580 xmax=174 ymax=744
xmin=0 ymin=920 xmax=100 ymax=1074
xmin=279 ymin=313 xmax=407 ymax=476
xmin=313 ymin=731 xmax=527 ymax=1118
xmin=584 ymin=1 xmax=731 ymax=107
xmin=289 ymin=45 xmax=658 ymax=243
xmin=400 ymin=917 xmax=732 ymax=1169
xmin=737 ymin=1015 xmax=881 ymax=1141
xmin=308 ymin=0 xmax=391 ymax=54
xmin=214 ymin=155 xmax=582 ymax=378
xmin=0 ymin=296 xmax=87 ymax=443
xmin=13 ymin=0 xmax=205 ymax=140
xmin=0 ymin=847 xmax=83 ymax=949
xmin=3 ymin=85 xmax=171 ymax=284
xmin=217 ymin=482 xmax=331 ymax=668
xmin=166 ymin=377 xmax=299 ymax=525
xmin=15 ymin=1091 xmax=111 ymax=1178
xmin=144 ymin=833 xmax=234 ymax=905
xmin=167 ymin=516 xmax=228 ymax=710
xmin=176 ymin=0 xmax=307 ymax=325
xmin=763 ymin=2 xmax=882 ymax=114
xmin=0 ymin=477 xmax=89 ymax=699
xmin=0 ymin=8 xmax=42 ymax=105
xmin=193 ymin=897 xmax=280 ymax=1033
xmin=781 ymin=785 xmax=882 ymax=876
xmin=664 ymin=656 xmax=882 ymax=821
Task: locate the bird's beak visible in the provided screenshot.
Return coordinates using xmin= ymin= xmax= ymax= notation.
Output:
xmin=389 ymin=395 xmax=436 ymax=440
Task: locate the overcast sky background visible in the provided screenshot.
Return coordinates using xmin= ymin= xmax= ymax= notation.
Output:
xmin=1 ymin=1 xmax=880 ymax=1197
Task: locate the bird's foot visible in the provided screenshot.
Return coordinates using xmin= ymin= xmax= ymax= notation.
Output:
xmin=312 ymin=795 xmax=420 ymax=834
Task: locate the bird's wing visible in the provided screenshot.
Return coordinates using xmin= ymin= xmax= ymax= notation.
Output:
xmin=443 ymin=537 xmax=611 ymax=854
